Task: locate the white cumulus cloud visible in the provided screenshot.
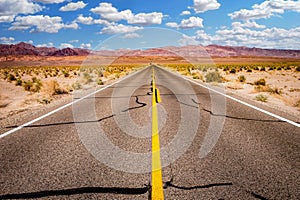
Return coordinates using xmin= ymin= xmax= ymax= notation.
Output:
xmin=232 ymin=21 xmax=266 ymax=29
xmin=166 ymin=17 xmax=204 ymax=29
xmin=0 ymin=36 xmax=15 ymax=44
xmin=34 ymin=0 xmax=66 ymax=4
xmin=9 ymin=15 xmax=78 ymax=33
xmin=0 ymin=0 xmax=42 ymax=23
xmin=194 ymin=26 xmax=300 ymax=49
xmin=179 ymin=16 xmax=203 ymax=29
xmin=100 ymin=24 xmax=143 ymax=34
xmin=193 ymin=0 xmax=221 ymax=13
xmin=59 ymin=1 xmax=87 ymax=12
xmin=60 ymin=43 xmax=74 ymax=49
xmin=178 ymin=34 xmax=200 ymax=46
xmin=93 ymin=19 xmax=112 ymax=26
xmin=76 ymin=14 xmax=94 ymax=25
xmin=122 ymin=33 xmax=141 ymax=39
xmin=229 ymin=0 xmax=300 ymax=21
xmin=166 ymin=22 xmax=178 ymax=28
xmin=91 ymin=2 xmax=163 ymax=25
xmin=36 ymin=42 xmax=54 ymax=47
xmin=80 ymin=43 xmax=91 ymax=49
xmin=91 ymin=2 xmax=130 ymax=21
xmin=127 ymin=12 xmax=163 ymax=25
xmin=180 ymin=10 xmax=191 ymax=15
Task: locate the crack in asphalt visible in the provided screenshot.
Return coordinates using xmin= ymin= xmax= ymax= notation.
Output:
xmin=191 ymin=98 xmax=290 ymax=123
xmin=5 ymin=93 xmax=150 ymax=129
xmin=0 ymin=181 xmax=271 ymax=200
xmin=121 ymin=95 xmax=148 ymax=112
xmin=0 ymin=185 xmax=151 ymax=199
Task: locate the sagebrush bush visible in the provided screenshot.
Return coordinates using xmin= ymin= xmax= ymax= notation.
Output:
xmin=22 ymin=77 xmax=42 ymax=92
xmin=72 ymin=82 xmax=82 ymax=90
xmin=238 ymin=75 xmax=246 ymax=83
xmin=205 ymin=72 xmax=222 ymax=83
xmin=254 ymin=78 xmax=266 ymax=86
xmin=97 ymin=79 xmax=104 ymax=85
xmin=7 ymin=74 xmax=16 ymax=82
xmin=45 ymin=80 xmax=68 ymax=95
xmin=229 ymin=68 xmax=236 ymax=74
xmin=256 ymin=94 xmax=268 ymax=102
xmin=15 ymin=79 xmax=22 ymax=86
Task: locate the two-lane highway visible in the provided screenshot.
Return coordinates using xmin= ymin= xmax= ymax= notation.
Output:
xmin=1 ymin=65 xmax=299 ymax=199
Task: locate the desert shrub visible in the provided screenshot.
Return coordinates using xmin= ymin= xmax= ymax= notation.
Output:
xmin=63 ymin=71 xmax=69 ymax=77
xmin=267 ymin=87 xmax=282 ymax=95
xmin=255 ymin=94 xmax=268 ymax=102
xmin=296 ymin=66 xmax=300 ymax=72
xmin=223 ymin=66 xmax=229 ymax=71
xmin=246 ymin=69 xmax=252 ymax=72
xmin=238 ymin=75 xmax=246 ymax=83
xmin=72 ymin=82 xmax=82 ymax=90
xmin=15 ymin=79 xmax=23 ymax=86
xmin=22 ymin=77 xmax=42 ymax=92
xmin=205 ymin=72 xmax=222 ymax=83
xmin=2 ymin=71 xmax=9 ymax=79
xmin=7 ymin=74 xmax=16 ymax=82
xmin=46 ymin=80 xmax=68 ymax=95
xmin=192 ymin=73 xmax=203 ymax=80
xmin=38 ymin=97 xmax=52 ymax=104
xmin=83 ymin=72 xmax=93 ymax=84
xmin=22 ymin=81 xmax=33 ymax=91
xmin=97 ymin=79 xmax=104 ymax=85
xmin=260 ymin=66 xmax=266 ymax=71
xmin=254 ymin=78 xmax=266 ymax=86
xmin=229 ymin=68 xmax=236 ymax=74
xmin=97 ymin=70 xmax=103 ymax=77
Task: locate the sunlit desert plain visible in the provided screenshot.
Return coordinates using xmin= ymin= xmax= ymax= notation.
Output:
xmin=1 ymin=49 xmax=300 ymax=129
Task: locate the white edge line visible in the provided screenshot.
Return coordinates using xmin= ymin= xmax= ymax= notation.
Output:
xmin=0 ymin=67 xmax=146 ymax=139
xmin=158 ymin=66 xmax=300 ymax=128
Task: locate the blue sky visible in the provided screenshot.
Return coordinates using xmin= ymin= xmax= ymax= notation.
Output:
xmin=0 ymin=0 xmax=300 ymax=49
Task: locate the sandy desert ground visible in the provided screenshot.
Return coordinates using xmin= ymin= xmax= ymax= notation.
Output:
xmin=0 ymin=56 xmax=299 ymax=129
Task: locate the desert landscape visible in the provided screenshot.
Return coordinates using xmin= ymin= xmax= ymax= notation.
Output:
xmin=1 ymin=42 xmax=300 ymax=128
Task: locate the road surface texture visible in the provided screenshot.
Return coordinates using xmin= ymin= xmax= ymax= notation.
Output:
xmin=1 ymin=65 xmax=299 ymax=199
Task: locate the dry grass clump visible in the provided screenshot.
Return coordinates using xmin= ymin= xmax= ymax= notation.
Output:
xmin=254 ymin=78 xmax=266 ymax=86
xmin=238 ymin=75 xmax=246 ymax=83
xmin=205 ymin=71 xmax=223 ymax=83
xmin=294 ymin=99 xmax=300 ymax=109
xmin=254 ymin=85 xmax=282 ymax=95
xmin=255 ymin=94 xmax=268 ymax=102
xmin=42 ymin=80 xmax=68 ymax=95
xmin=22 ymin=77 xmax=42 ymax=92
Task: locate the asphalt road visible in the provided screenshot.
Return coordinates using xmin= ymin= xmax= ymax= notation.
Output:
xmin=1 ymin=65 xmax=299 ymax=199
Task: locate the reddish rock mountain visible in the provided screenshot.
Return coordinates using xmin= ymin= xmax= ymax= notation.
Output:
xmin=92 ymin=45 xmax=300 ymax=58
xmin=0 ymin=42 xmax=300 ymax=58
xmin=0 ymin=42 xmax=89 ymax=56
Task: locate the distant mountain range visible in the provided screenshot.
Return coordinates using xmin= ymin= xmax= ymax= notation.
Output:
xmin=0 ymin=42 xmax=90 ymax=57
xmin=1 ymin=42 xmax=300 ymax=58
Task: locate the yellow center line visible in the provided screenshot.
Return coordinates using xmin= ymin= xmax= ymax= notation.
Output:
xmin=151 ymin=67 xmax=164 ymax=200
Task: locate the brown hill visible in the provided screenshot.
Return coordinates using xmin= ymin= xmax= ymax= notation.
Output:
xmin=0 ymin=42 xmax=300 ymax=58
